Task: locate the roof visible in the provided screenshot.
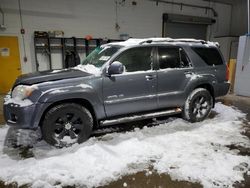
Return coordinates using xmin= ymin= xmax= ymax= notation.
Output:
xmin=104 ymin=38 xmax=219 ymax=48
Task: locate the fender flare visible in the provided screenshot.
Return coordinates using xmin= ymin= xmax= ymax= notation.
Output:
xmin=30 ymin=88 xmax=106 ymax=128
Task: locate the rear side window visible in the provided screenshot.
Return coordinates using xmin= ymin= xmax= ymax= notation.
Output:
xmin=158 ymin=47 xmax=190 ymax=69
xmin=192 ymin=47 xmax=223 ymax=66
xmin=180 ymin=49 xmax=190 ymax=67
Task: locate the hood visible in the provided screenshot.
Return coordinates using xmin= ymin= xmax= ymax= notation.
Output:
xmin=14 ymin=69 xmax=92 ymax=87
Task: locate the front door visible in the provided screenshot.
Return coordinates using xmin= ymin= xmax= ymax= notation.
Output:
xmin=103 ymin=47 xmax=157 ymax=117
xmin=0 ymin=36 xmax=22 ymax=94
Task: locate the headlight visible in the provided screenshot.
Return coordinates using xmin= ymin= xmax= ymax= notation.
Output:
xmin=11 ymin=85 xmax=37 ymax=100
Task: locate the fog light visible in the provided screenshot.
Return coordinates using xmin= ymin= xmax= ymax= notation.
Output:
xmin=10 ymin=114 xmax=18 ymax=122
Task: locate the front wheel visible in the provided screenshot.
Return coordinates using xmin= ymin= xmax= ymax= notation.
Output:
xmin=182 ymin=88 xmax=213 ymax=122
xmin=41 ymin=103 xmax=93 ymax=147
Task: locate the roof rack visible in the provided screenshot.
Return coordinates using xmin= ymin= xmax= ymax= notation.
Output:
xmin=139 ymin=38 xmax=207 ymax=45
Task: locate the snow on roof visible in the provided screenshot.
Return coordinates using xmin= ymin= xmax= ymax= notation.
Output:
xmin=104 ymin=38 xmax=219 ymax=47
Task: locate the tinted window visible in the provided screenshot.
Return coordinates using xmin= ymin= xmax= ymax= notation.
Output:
xmin=192 ymin=47 xmax=223 ymax=66
xmin=158 ymin=47 xmax=190 ymax=69
xmin=116 ymin=47 xmax=152 ymax=72
xmin=180 ymin=49 xmax=190 ymax=67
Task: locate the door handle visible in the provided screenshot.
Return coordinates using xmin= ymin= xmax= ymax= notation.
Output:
xmin=145 ymin=75 xmax=154 ymax=81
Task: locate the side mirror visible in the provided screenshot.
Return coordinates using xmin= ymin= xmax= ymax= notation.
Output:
xmin=107 ymin=61 xmax=124 ymax=75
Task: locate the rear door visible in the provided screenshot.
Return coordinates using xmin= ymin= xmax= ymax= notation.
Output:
xmin=103 ymin=47 xmax=158 ymax=117
xmin=156 ymin=46 xmax=193 ymax=108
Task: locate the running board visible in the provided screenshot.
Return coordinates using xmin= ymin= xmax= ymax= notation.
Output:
xmin=100 ymin=108 xmax=182 ymax=126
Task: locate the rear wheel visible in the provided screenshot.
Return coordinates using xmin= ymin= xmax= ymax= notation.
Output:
xmin=41 ymin=103 xmax=93 ymax=147
xmin=182 ymin=88 xmax=213 ymax=122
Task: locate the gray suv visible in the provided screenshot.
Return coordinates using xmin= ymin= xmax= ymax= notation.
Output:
xmin=3 ymin=38 xmax=230 ymax=146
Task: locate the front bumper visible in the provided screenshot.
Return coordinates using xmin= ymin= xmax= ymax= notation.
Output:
xmin=3 ymin=100 xmax=50 ymax=129
xmin=3 ymin=102 xmax=37 ymax=129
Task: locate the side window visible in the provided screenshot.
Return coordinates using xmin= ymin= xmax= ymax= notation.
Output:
xmin=158 ymin=47 xmax=180 ymax=69
xmin=192 ymin=47 xmax=223 ymax=66
xmin=180 ymin=49 xmax=191 ymax=67
xmin=116 ymin=47 xmax=152 ymax=72
xmin=158 ymin=47 xmax=190 ymax=69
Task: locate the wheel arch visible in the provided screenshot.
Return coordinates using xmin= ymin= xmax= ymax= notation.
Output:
xmin=38 ymin=98 xmax=99 ymax=129
xmin=195 ymin=83 xmax=215 ymax=107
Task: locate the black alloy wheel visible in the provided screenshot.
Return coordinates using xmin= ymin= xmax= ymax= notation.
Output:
xmin=183 ymin=88 xmax=213 ymax=122
xmin=42 ymin=103 xmax=93 ymax=147
xmin=191 ymin=95 xmax=210 ymax=119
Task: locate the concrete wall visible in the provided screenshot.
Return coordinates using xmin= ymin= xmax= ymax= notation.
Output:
xmin=0 ymin=0 xmax=232 ymax=73
xmin=214 ymin=37 xmax=239 ymax=63
xmin=230 ymin=0 xmax=248 ymax=36
xmin=234 ymin=36 xmax=250 ymax=96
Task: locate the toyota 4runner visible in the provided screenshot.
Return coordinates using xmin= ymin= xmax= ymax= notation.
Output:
xmin=3 ymin=38 xmax=230 ymax=147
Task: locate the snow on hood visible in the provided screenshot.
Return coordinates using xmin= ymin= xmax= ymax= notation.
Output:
xmin=73 ymin=64 xmax=101 ymax=75
xmin=0 ymin=103 xmax=249 ymax=188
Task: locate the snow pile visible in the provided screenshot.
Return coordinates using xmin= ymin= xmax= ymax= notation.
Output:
xmin=0 ymin=103 xmax=249 ymax=188
xmin=73 ymin=64 xmax=101 ymax=75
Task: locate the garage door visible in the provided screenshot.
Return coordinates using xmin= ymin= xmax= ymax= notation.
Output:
xmin=162 ymin=14 xmax=215 ymax=40
xmin=164 ymin=22 xmax=207 ymax=40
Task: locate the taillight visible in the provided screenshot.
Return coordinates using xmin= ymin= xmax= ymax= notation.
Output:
xmin=226 ymin=64 xmax=230 ymax=81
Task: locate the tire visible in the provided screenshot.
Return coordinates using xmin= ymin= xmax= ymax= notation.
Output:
xmin=182 ymin=88 xmax=213 ymax=122
xmin=41 ymin=103 xmax=93 ymax=147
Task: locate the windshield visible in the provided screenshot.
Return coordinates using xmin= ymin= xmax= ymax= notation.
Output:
xmin=81 ymin=46 xmax=120 ymax=67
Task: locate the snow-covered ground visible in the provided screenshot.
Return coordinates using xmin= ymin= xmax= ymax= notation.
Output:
xmin=0 ymin=103 xmax=250 ymax=188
